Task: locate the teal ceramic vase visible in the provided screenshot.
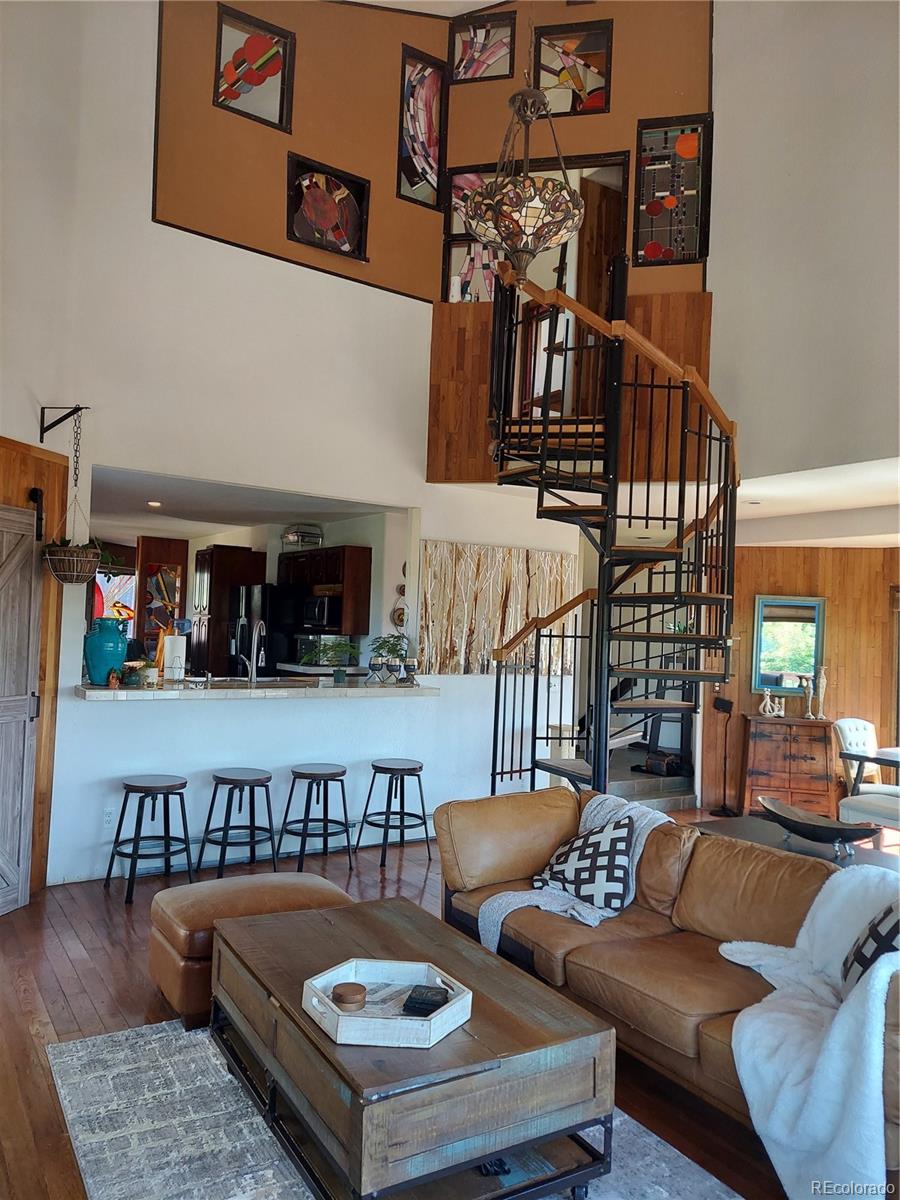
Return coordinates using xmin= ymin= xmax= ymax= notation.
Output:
xmin=84 ymin=617 xmax=128 ymax=685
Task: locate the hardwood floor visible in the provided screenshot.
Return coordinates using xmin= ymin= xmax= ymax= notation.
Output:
xmin=0 ymin=836 xmax=783 ymax=1200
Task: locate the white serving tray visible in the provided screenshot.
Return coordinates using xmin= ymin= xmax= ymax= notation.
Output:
xmin=301 ymin=958 xmax=472 ymax=1048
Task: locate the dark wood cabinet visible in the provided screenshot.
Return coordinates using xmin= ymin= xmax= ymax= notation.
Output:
xmin=277 ymin=545 xmax=371 ymax=635
xmin=739 ymin=715 xmax=840 ymax=818
xmin=191 ymin=545 xmax=266 ymax=675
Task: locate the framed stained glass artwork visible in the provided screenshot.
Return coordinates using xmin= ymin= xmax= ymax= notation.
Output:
xmin=397 ymin=45 xmax=447 ymax=209
xmin=286 ymin=154 xmax=370 ymax=262
xmin=213 ymin=5 xmax=295 ymax=132
xmin=633 ymin=113 xmax=713 ymax=266
xmin=534 ymin=21 xmax=612 ymax=116
xmin=450 ymin=14 xmax=515 ymax=83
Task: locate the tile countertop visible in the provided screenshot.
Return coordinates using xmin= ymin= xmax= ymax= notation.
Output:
xmin=74 ymin=684 xmax=440 ymax=702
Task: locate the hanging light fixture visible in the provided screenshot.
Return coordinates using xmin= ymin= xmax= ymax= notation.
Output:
xmin=464 ymin=86 xmax=584 ymax=284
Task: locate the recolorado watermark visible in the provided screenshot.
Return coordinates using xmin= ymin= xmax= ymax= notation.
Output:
xmin=810 ymin=1185 xmax=895 ymax=1196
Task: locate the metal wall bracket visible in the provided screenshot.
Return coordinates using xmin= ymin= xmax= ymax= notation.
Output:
xmin=39 ymin=405 xmax=90 ymax=444
xmin=27 ymin=487 xmax=44 ymax=540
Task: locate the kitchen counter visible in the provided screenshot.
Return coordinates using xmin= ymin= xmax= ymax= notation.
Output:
xmin=74 ymin=683 xmax=440 ymax=701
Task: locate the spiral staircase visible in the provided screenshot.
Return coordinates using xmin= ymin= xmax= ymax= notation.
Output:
xmin=489 ymin=255 xmax=739 ymax=794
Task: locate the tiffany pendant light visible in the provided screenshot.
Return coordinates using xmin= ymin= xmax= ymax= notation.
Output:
xmin=464 ymin=87 xmax=584 ymax=283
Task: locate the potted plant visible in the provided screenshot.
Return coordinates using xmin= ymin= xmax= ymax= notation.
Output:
xmin=301 ymin=640 xmax=360 ymax=686
xmin=369 ymin=634 xmax=409 ymax=664
xmin=43 ymin=537 xmax=103 ymax=585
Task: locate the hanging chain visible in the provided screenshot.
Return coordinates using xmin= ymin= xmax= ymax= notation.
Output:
xmin=72 ymin=409 xmax=82 ymax=491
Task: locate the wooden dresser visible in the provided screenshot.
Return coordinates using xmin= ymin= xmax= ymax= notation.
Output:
xmin=739 ymin=714 xmax=841 ymax=818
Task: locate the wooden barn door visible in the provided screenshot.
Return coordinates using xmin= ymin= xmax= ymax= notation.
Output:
xmin=0 ymin=504 xmax=42 ymax=914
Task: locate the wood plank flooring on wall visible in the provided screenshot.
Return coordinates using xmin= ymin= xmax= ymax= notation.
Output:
xmin=0 ymin=436 xmax=68 ymax=894
xmin=0 ymin=841 xmax=783 ymax=1200
xmin=701 ymin=546 xmax=900 ymax=810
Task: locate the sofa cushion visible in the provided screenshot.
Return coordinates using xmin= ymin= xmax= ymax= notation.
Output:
xmin=698 ymin=1012 xmax=740 ymax=1090
xmin=534 ymin=817 xmax=634 ymax=909
xmin=565 ymin=931 xmax=772 ymax=1058
xmin=672 ymin=834 xmax=835 ymax=946
xmin=434 ymin=787 xmax=579 ymax=892
xmin=504 ymin=904 xmax=678 ymax=986
xmin=449 ymin=879 xmax=533 ymax=920
xmin=150 ymin=873 xmax=354 ymax=959
xmin=634 ymin=822 xmax=700 ymax=916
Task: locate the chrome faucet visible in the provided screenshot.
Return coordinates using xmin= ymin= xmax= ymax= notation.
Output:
xmin=240 ymin=619 xmax=267 ymax=687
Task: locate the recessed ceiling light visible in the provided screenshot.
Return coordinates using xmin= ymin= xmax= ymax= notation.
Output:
xmin=147 ymin=500 xmax=162 ymax=508
xmin=637 ymin=536 xmax=652 ymax=540
xmin=746 ymin=500 xmax=762 ymax=506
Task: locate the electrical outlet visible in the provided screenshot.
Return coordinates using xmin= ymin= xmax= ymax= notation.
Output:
xmin=103 ymin=807 xmax=116 ymax=828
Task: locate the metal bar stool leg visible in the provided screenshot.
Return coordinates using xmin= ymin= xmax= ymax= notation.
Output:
xmin=298 ymin=781 xmax=315 ymax=872
xmin=278 ymin=776 xmax=298 ymax=857
xmin=398 ymin=775 xmax=407 ymax=848
xmin=379 ymin=773 xmax=395 ymax=870
xmin=177 ymin=792 xmax=194 ymax=883
xmin=354 ymin=772 xmax=377 ymax=853
xmin=163 ymin=797 xmax=172 ymax=877
xmin=416 ymin=773 xmax=432 ymax=860
xmin=125 ymin=793 xmax=148 ymax=905
xmin=339 ymin=778 xmax=353 ymax=871
xmin=248 ymin=787 xmax=257 ymax=865
xmin=263 ymin=784 xmax=277 ymax=872
xmin=321 ymin=781 xmax=330 ymax=858
xmin=104 ymin=793 xmax=128 ymax=888
xmin=216 ymin=787 xmax=235 ymax=880
xmin=197 ymin=782 xmax=219 ymax=873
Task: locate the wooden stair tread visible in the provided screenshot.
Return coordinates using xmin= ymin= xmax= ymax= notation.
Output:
xmin=612 ymin=699 xmax=696 ymax=711
xmin=610 ymin=631 xmax=726 ymax=643
xmin=610 ymin=546 xmax=683 ymax=558
xmin=609 ymin=667 xmax=726 ymax=679
xmin=609 ymin=592 xmax=731 ymax=604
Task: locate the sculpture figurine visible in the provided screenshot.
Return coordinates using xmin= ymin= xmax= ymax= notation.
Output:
xmin=802 ymin=675 xmax=815 ymax=720
xmin=815 ymin=665 xmax=828 ymax=720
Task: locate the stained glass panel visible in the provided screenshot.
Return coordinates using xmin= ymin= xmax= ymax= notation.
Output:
xmin=634 ymin=115 xmax=712 ymax=266
xmin=452 ymin=16 xmax=514 ymax=82
xmin=287 ymin=153 xmax=370 ymax=261
xmin=534 ymin=21 xmax=612 ymax=117
xmin=398 ymin=47 xmax=446 ymax=208
xmin=214 ymin=6 xmax=294 ymax=131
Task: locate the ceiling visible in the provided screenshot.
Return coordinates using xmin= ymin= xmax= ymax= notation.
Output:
xmin=89 ymin=466 xmax=404 ymax=544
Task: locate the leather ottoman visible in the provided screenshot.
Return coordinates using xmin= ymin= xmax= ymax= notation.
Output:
xmin=149 ymin=873 xmax=354 ymax=1026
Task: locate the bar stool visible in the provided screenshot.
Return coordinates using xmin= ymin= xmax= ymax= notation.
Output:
xmin=104 ymin=775 xmax=192 ymax=905
xmin=355 ymin=759 xmax=431 ymax=868
xmin=278 ymin=763 xmax=352 ymax=871
xmin=196 ymin=768 xmax=277 ymax=879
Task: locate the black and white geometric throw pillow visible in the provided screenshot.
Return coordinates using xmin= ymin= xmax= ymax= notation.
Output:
xmin=840 ymin=900 xmax=900 ymax=998
xmin=533 ymin=817 xmax=634 ymax=910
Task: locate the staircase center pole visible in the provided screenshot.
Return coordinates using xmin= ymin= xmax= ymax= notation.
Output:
xmin=590 ymin=254 xmax=629 ymax=793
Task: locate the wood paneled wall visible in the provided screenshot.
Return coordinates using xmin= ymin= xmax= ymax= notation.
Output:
xmin=426 ymin=303 xmax=494 ymax=484
xmin=701 ymin=547 xmax=900 ymax=809
xmin=0 ymin=437 xmax=68 ymax=893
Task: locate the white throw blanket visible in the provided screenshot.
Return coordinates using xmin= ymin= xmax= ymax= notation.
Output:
xmin=720 ymin=865 xmax=900 ymax=1198
xmin=477 ymin=794 xmax=672 ymax=953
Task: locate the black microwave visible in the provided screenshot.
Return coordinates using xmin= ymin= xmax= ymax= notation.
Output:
xmin=303 ymin=596 xmax=337 ymax=629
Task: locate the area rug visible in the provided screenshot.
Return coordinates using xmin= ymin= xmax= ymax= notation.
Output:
xmin=48 ymin=1022 xmax=739 ymax=1200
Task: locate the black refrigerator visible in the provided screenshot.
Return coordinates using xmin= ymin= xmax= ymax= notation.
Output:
xmin=228 ymin=584 xmax=304 ymax=676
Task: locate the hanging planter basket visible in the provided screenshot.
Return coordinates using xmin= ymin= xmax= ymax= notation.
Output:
xmin=43 ymin=543 xmax=102 ymax=585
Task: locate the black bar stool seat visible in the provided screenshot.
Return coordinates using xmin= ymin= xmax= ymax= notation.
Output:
xmin=197 ymin=768 xmax=277 ymax=878
xmin=279 ymin=763 xmax=352 ymax=871
xmin=355 ymin=759 xmax=431 ymax=868
xmin=105 ymin=775 xmax=192 ymax=905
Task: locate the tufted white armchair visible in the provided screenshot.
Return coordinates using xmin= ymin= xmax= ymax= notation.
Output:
xmin=833 ymin=718 xmax=899 ymax=794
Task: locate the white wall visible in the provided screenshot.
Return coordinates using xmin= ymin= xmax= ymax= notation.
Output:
xmin=0 ymin=1 xmax=579 ymax=884
xmin=708 ymin=0 xmax=899 ymax=478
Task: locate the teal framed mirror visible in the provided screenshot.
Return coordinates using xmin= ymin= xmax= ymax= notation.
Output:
xmin=751 ymin=595 xmax=825 ymax=695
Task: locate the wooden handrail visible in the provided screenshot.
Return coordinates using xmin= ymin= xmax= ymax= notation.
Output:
xmin=495 ymin=261 xmax=614 ymax=341
xmin=495 ymin=262 xmax=735 ymax=444
xmin=493 ymin=588 xmax=598 ymax=662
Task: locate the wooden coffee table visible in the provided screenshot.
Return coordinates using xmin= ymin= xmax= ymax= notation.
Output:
xmin=210 ymin=896 xmax=614 ymax=1200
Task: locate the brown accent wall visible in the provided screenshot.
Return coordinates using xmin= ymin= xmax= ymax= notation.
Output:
xmin=701 ymin=547 xmax=900 ymax=811
xmin=154 ymin=1 xmax=449 ymax=302
xmin=448 ymin=1 xmax=712 ymax=298
xmin=0 ymin=436 xmax=68 ymax=894
xmin=154 ymin=1 xmax=711 ymax=303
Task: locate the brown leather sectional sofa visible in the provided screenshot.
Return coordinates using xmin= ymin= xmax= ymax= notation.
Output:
xmin=434 ymin=786 xmax=899 ymax=1176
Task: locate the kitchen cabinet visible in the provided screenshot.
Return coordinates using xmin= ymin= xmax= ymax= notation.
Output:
xmin=191 ymin=545 xmax=266 ymax=675
xmin=739 ymin=715 xmax=840 ymax=818
xmin=277 ymin=545 xmax=371 ymax=635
